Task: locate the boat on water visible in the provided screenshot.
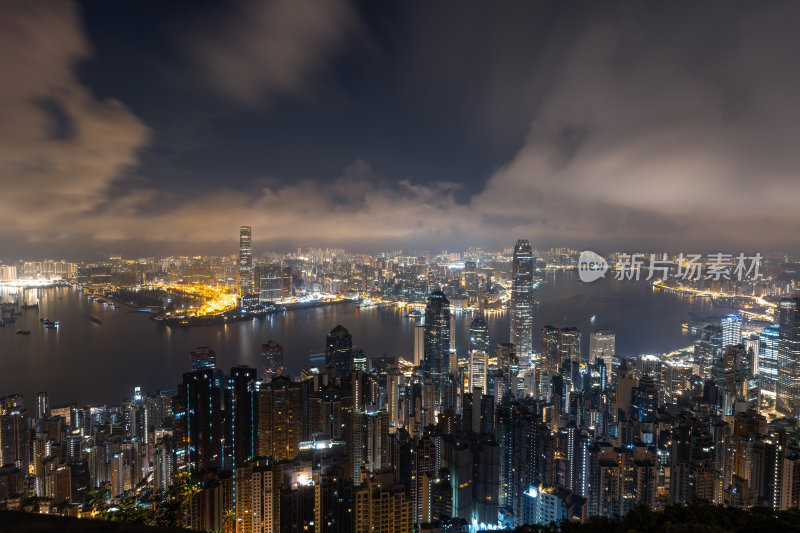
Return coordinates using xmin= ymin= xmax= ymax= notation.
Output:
xmin=88 ymin=314 xmax=102 ymax=325
xmin=406 ymin=309 xmax=423 ymax=318
xmin=16 ymin=329 xmax=31 ymax=335
xmin=42 ymin=319 xmax=59 ymax=328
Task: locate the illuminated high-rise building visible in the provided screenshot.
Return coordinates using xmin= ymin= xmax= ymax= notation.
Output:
xmin=354 ymin=471 xmax=413 ymax=533
xmin=227 ymin=366 xmax=257 ymax=469
xmin=497 ymin=342 xmax=519 ymax=397
xmin=256 ymin=263 xmax=282 ymax=303
xmin=510 ymin=239 xmax=534 ymax=359
xmin=181 ymin=368 xmax=222 ymax=472
xmin=464 ymin=260 xmax=479 ymax=301
xmin=0 ymin=396 xmax=27 ymax=471
xmin=721 ymin=314 xmax=742 ymax=349
xmin=449 ymin=314 xmax=457 ymax=376
xmin=631 ymin=374 xmax=658 ymax=423
xmin=589 ymin=330 xmax=615 ymax=385
xmin=153 ymin=436 xmax=176 ymax=493
xmin=468 ymin=315 xmax=490 ymax=395
xmin=36 ymin=391 xmax=48 ymax=422
xmin=759 ymin=326 xmax=780 ymax=393
xmin=261 ymin=340 xmax=284 ymax=378
xmin=560 ymin=328 xmax=581 ymax=364
xmin=281 ymin=266 xmax=293 ymax=299
xmin=423 ymin=291 xmax=451 ymax=408
xmin=257 ymin=376 xmax=302 ymax=462
xmin=470 ymin=353 xmax=489 ymax=394
xmin=615 ymin=359 xmax=637 ymax=419
xmin=777 ymin=297 xmax=800 ymax=416
xmin=238 ymin=225 xmax=253 ymax=297
xmin=541 ymin=326 xmax=581 ymax=374
xmin=413 ymin=325 xmax=425 ymax=367
xmin=326 ymin=325 xmax=354 ymax=379
xmin=469 ymin=315 xmax=489 ymax=357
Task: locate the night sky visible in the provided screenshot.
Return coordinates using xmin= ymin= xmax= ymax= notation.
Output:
xmin=2 ymin=0 xmax=800 ymax=259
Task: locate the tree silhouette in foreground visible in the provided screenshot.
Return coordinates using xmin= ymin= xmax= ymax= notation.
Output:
xmin=86 ymin=472 xmax=198 ymax=529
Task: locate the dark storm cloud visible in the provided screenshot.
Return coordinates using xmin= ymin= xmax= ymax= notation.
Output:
xmin=1 ymin=0 xmax=800 ymax=258
xmin=474 ymin=1 xmax=800 ymax=250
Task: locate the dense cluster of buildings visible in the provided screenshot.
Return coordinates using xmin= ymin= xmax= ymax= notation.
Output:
xmin=3 ymin=239 xmax=800 ymax=532
xmin=2 ymin=231 xmax=797 ymax=316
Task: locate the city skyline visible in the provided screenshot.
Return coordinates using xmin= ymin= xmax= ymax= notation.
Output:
xmin=1 ymin=228 xmax=799 ymax=531
xmin=4 ymin=1 xmax=800 ymax=531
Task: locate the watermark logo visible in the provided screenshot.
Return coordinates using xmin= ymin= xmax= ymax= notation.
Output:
xmin=578 ymin=251 xmax=609 ymax=282
xmin=578 ymin=251 xmax=763 ymax=283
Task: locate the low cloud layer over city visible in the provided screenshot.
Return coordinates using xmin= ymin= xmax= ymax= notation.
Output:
xmin=2 ymin=0 xmax=800 ymax=258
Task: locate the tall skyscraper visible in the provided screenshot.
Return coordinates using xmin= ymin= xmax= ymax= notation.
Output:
xmin=759 ymin=326 xmax=780 ymax=393
xmin=326 ymin=325 xmax=354 ymax=379
xmin=36 ymin=392 xmax=48 ymax=422
xmin=541 ymin=326 xmax=581 ymax=374
xmin=261 ymin=340 xmax=284 ymax=379
xmin=449 ymin=313 xmax=457 ymax=375
xmin=0 ymin=395 xmax=27 ymax=471
xmin=777 ymin=297 xmax=800 ymax=416
xmin=615 ymin=359 xmax=638 ymax=418
xmin=181 ymin=368 xmax=222 ymax=472
xmin=257 ymin=376 xmax=302 ymax=462
xmin=413 ymin=325 xmax=425 ymax=367
xmin=238 ymin=226 xmax=253 ymax=297
xmin=256 ymin=264 xmax=282 ymax=303
xmin=510 ymin=239 xmax=534 ymax=359
xmin=469 ymin=315 xmax=490 ymax=357
xmin=280 ymin=266 xmax=293 ymax=299
xmin=589 ymin=330 xmax=615 ymax=362
xmin=470 ymin=354 xmax=489 ymax=394
xmin=631 ymin=375 xmax=658 ymax=423
xmin=228 ymin=366 xmax=257 ymax=469
xmin=589 ymin=330 xmax=615 ymax=386
xmin=497 ymin=342 xmax=519 ymax=397
xmin=423 ymin=291 xmax=451 ymax=409
xmin=721 ymin=314 xmax=742 ymax=349
xmin=464 ymin=261 xmax=479 ymax=301
xmin=469 ymin=315 xmax=490 ymax=395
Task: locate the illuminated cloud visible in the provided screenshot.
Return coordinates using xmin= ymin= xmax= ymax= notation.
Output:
xmin=0 ymin=0 xmax=149 ymax=237
xmin=2 ymin=1 xmax=800 ymax=257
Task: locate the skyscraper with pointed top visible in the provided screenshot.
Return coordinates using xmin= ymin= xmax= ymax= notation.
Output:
xmin=510 ymin=239 xmax=534 ymax=359
xmin=238 ymin=225 xmax=253 ymax=297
